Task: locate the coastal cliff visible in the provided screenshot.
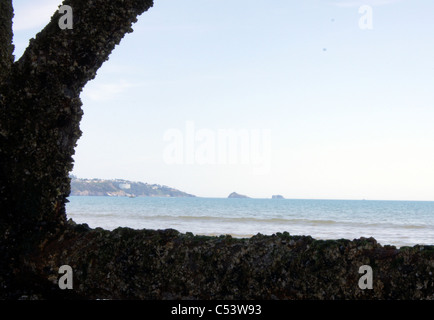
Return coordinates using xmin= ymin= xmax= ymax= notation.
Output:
xmin=70 ymin=177 xmax=195 ymax=198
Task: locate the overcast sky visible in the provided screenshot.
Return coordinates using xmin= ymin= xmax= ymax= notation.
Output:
xmin=12 ymin=0 xmax=434 ymax=200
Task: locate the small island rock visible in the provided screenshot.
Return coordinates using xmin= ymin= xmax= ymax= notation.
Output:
xmin=228 ymin=192 xmax=249 ymax=199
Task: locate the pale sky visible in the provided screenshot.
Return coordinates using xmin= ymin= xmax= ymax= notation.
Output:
xmin=12 ymin=0 xmax=434 ymax=200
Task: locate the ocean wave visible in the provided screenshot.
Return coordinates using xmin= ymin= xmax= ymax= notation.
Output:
xmin=138 ymin=214 xmax=336 ymax=224
xmin=126 ymin=214 xmax=431 ymax=230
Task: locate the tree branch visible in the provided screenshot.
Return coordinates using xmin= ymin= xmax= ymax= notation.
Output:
xmin=15 ymin=0 xmax=153 ymax=91
xmin=0 ymin=0 xmax=153 ymax=246
xmin=1 ymin=0 xmax=156 ymax=297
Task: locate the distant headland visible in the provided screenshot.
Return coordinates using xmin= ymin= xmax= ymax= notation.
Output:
xmin=70 ymin=177 xmax=288 ymax=199
xmin=70 ymin=176 xmax=195 ymax=198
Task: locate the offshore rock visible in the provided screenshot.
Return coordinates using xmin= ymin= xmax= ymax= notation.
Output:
xmin=228 ymin=192 xmax=249 ymax=199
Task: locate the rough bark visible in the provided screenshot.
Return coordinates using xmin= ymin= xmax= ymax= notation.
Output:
xmin=1 ymin=0 xmax=434 ymax=300
xmin=0 ymin=0 xmax=14 ymax=81
xmin=0 ymin=0 xmax=153 ymax=298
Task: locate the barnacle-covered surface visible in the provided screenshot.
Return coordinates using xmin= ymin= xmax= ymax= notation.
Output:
xmin=0 ymin=0 xmax=153 ymax=298
xmin=1 ymin=1 xmax=434 ymax=300
xmin=19 ymin=223 xmax=434 ymax=300
xmin=0 ymin=0 xmax=14 ymax=81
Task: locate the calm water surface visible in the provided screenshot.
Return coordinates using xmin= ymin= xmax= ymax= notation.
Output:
xmin=66 ymin=196 xmax=434 ymax=248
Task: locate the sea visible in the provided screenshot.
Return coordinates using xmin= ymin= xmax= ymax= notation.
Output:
xmin=65 ymin=196 xmax=434 ymax=248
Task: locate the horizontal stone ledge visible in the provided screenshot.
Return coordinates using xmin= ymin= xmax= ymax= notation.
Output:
xmin=16 ymin=221 xmax=434 ymax=300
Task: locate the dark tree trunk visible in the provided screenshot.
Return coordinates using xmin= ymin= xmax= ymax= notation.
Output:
xmin=0 ymin=0 xmax=14 ymax=81
xmin=0 ymin=0 xmax=154 ymax=298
